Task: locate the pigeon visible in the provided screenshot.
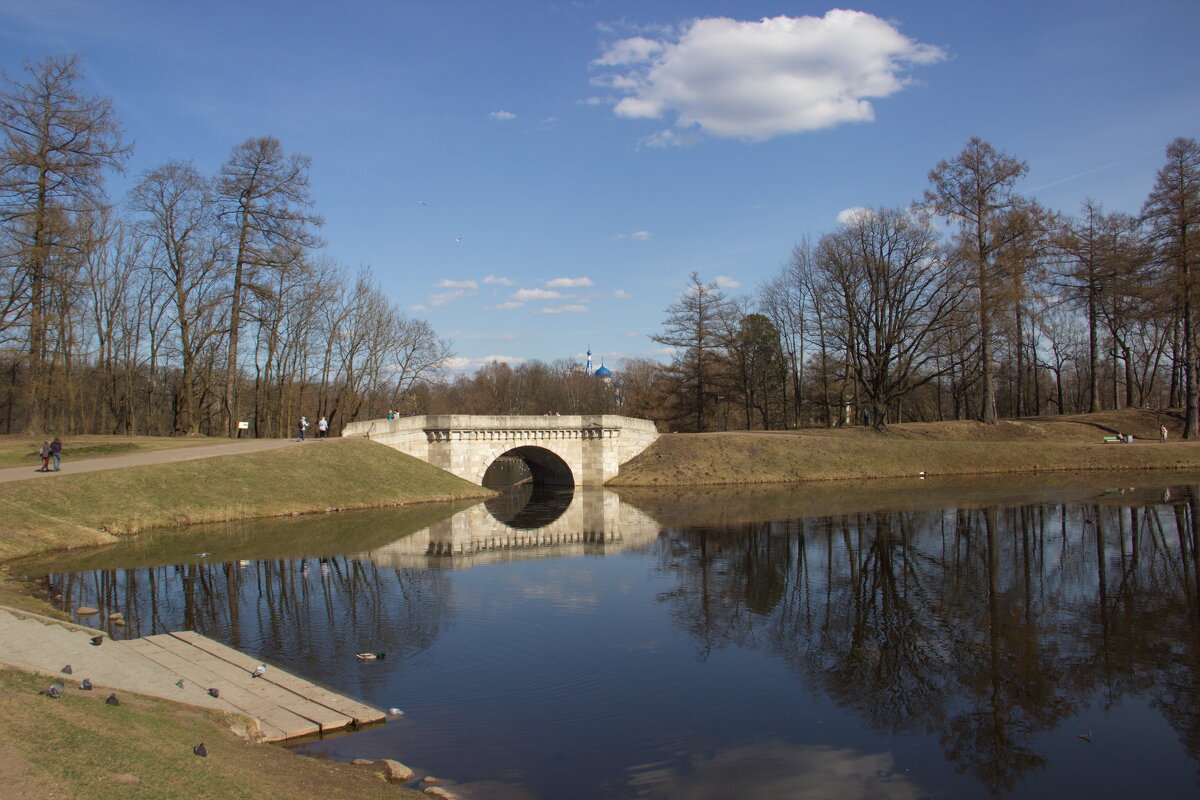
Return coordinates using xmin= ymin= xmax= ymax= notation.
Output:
xmin=80 ymin=679 xmax=93 ymax=691
xmin=388 ymin=708 xmax=404 ymax=717
xmin=40 ymin=680 xmax=65 ymax=699
xmin=61 ymin=664 xmax=72 ymax=675
xmin=251 ymin=664 xmax=265 ymax=679
xmin=90 ymin=635 xmax=103 ymax=646
xmin=355 ymin=652 xmax=386 ymax=660
xmin=196 ymin=552 xmax=209 ymax=558
xmin=193 ymin=743 xmax=208 ymax=757
xmin=105 ymin=693 xmax=120 ymax=706
xmin=207 ymin=688 xmax=220 ymax=698
xmin=175 ymin=679 xmax=185 ymax=689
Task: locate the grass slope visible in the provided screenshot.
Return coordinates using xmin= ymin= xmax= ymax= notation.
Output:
xmin=0 ymin=438 xmax=491 ymax=561
xmin=0 ymin=668 xmax=426 ymax=800
xmin=0 ymin=434 xmax=225 ymax=468
xmin=612 ymin=408 xmax=1200 ymax=486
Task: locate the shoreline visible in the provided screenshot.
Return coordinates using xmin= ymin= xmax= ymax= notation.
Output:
xmin=1 ymin=408 xmax=1195 ymax=799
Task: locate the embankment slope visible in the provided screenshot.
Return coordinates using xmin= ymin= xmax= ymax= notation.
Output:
xmin=0 ymin=437 xmax=490 ymax=561
xmin=611 ymin=409 xmax=1200 ymax=486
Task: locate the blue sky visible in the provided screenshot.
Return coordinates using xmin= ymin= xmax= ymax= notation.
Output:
xmin=3 ymin=1 xmax=1198 ymax=373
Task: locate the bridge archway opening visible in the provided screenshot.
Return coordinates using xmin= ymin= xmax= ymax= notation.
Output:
xmin=481 ymin=446 xmax=574 ymax=489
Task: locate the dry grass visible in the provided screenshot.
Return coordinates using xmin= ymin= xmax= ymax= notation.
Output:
xmin=0 ymin=437 xmax=491 ymax=562
xmin=612 ymin=408 xmax=1199 ymax=486
xmin=612 ymin=471 xmax=1195 ymax=530
xmin=0 ymin=433 xmax=225 ymax=468
xmin=0 ymin=667 xmax=427 ymax=800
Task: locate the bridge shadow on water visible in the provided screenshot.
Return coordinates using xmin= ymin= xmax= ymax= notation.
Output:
xmin=484 ymin=483 xmax=574 ymax=529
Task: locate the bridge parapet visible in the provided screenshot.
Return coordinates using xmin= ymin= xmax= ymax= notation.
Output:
xmin=341 ymin=414 xmax=659 ymax=486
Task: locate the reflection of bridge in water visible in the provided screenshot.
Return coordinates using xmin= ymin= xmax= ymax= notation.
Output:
xmin=357 ymin=488 xmax=661 ymax=569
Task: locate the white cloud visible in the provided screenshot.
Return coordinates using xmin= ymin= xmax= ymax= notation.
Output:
xmin=489 ymin=110 xmax=517 ymax=120
xmin=512 ymin=288 xmax=565 ymax=301
xmin=546 ymin=277 xmax=594 ymax=288
xmin=492 ymin=301 xmax=524 ymax=310
xmin=593 ymin=11 xmax=945 ymax=142
xmin=429 ymin=289 xmax=473 ymax=307
xmin=615 ymin=230 xmax=653 ymax=240
xmin=483 ymin=275 xmax=515 ymax=286
xmin=436 ymin=279 xmax=478 ymax=289
xmin=443 ymin=354 xmax=525 ymax=373
xmin=713 ymin=275 xmax=741 ymax=288
xmin=410 ymin=304 xmax=429 ymax=313
xmin=591 ymin=36 xmax=663 ymax=66
xmin=533 ymin=304 xmax=590 ymax=315
xmin=639 ymin=740 xmax=922 ymax=800
xmin=837 ymin=206 xmax=873 ymax=225
xmin=641 ymin=129 xmax=702 ymax=148
xmin=613 ymin=289 xmax=632 ymax=299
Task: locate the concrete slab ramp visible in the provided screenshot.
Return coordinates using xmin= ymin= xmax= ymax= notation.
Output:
xmin=0 ymin=605 xmax=384 ymax=742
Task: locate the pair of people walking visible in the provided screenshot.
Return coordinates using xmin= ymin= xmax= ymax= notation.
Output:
xmin=298 ymin=416 xmax=329 ymax=441
xmin=38 ymin=438 xmax=62 ymax=472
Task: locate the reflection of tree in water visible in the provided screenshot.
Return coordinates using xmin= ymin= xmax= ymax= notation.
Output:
xmin=655 ymin=490 xmax=1200 ymax=795
xmin=47 ymin=556 xmax=451 ymax=679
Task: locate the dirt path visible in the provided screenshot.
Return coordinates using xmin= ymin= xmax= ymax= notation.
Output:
xmin=0 ymin=438 xmax=304 ymax=483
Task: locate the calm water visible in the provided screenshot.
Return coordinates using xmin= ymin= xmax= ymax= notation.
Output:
xmin=14 ymin=474 xmax=1200 ymax=799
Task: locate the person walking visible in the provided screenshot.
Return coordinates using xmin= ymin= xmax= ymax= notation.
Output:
xmin=1161 ymin=424 xmax=1169 ymax=443
xmin=50 ymin=437 xmax=62 ymax=471
xmin=298 ymin=416 xmax=309 ymax=442
xmin=39 ymin=440 xmax=51 ymax=472
xmin=317 ymin=416 xmax=328 ymax=439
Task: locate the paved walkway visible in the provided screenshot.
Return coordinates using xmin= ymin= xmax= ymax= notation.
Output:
xmin=0 ymin=605 xmax=384 ymax=741
xmin=0 ymin=438 xmax=304 ymax=483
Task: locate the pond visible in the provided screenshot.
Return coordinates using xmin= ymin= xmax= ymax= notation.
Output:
xmin=12 ymin=472 xmax=1200 ymax=799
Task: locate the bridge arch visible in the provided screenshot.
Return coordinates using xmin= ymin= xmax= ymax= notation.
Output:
xmin=480 ymin=445 xmax=574 ymax=488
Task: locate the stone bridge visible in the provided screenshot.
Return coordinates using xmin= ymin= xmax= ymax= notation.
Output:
xmin=340 ymin=414 xmax=659 ymax=487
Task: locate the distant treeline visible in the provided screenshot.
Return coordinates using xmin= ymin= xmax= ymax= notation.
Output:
xmin=2 ymin=56 xmax=1197 ymax=437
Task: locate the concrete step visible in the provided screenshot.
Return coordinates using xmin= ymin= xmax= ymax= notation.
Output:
xmin=171 ymin=630 xmax=385 ymax=726
xmin=0 ymin=606 xmax=384 ymax=741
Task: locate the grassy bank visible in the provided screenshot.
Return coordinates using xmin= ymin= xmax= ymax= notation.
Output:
xmin=0 ymin=433 xmax=225 ymax=468
xmin=0 ymin=438 xmax=489 ymax=799
xmin=0 ymin=667 xmax=428 ymax=800
xmin=0 ymin=437 xmax=491 ymax=561
xmin=612 ymin=408 xmax=1200 ymax=485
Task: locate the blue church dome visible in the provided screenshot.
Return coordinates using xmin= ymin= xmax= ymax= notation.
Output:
xmin=594 ymin=364 xmax=612 ymax=378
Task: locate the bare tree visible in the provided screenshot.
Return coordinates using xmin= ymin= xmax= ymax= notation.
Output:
xmin=924 ymin=138 xmax=1029 ymax=424
xmin=0 ymin=54 xmax=130 ymax=432
xmin=1143 ymin=137 xmax=1200 ymax=437
xmin=129 ymin=161 xmax=227 ymax=434
xmin=815 ymin=207 xmax=966 ymax=428
xmin=652 ymin=272 xmax=731 ymax=432
xmin=382 ymin=313 xmax=453 ymax=410
xmin=214 ymin=136 xmax=322 ymax=437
